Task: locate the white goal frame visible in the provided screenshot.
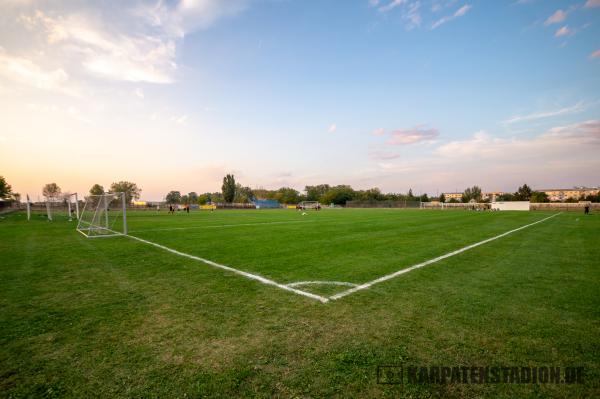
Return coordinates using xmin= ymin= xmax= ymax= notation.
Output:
xmin=65 ymin=193 xmax=80 ymax=221
xmin=299 ymin=201 xmax=320 ymax=209
xmin=76 ymin=192 xmax=128 ymax=238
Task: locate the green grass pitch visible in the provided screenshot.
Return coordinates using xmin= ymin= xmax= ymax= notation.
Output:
xmin=1 ymin=209 xmax=599 ymax=397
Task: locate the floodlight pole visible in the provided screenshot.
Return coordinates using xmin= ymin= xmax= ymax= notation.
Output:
xmin=122 ymin=192 xmax=128 ymax=235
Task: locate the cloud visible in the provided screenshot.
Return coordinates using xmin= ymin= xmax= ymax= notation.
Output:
xmin=172 ymin=115 xmax=188 ymax=125
xmin=8 ymin=1 xmax=249 ymax=87
xmin=584 ymin=0 xmax=600 ymax=8
xmin=377 ymin=0 xmax=422 ymax=29
xmin=590 ymin=49 xmax=600 ymax=59
xmin=387 ymin=125 xmax=439 ymax=145
xmin=544 ymin=10 xmax=566 ymax=25
xmin=371 ymin=128 xmax=385 ymax=136
xmin=329 ymin=123 xmax=337 ymax=133
xmin=369 ymin=150 xmax=400 ymax=160
xmin=431 ymin=4 xmax=471 ymax=29
xmin=436 ymin=121 xmax=600 ymax=160
xmin=504 ymin=102 xmax=584 ymax=124
xmin=0 ymin=48 xmax=75 ymax=94
xmin=378 ymin=0 xmax=406 ymax=13
xmin=404 ymin=1 xmax=422 ymax=29
xmin=554 ymin=26 xmax=571 ymax=37
xmin=22 ymin=10 xmax=177 ymax=84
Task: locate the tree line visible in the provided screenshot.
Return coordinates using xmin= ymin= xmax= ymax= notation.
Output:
xmin=450 ymin=184 xmax=600 ymax=204
xmin=2 ymin=175 xmax=597 ymax=207
xmin=163 ymin=174 xmax=429 ymax=206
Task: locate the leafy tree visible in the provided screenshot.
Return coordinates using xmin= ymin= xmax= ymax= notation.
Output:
xmin=110 ymin=181 xmax=141 ymax=204
xmin=0 ymin=176 xmax=12 ymax=199
xmin=188 ymin=192 xmax=198 ymax=203
xmin=89 ymin=184 xmax=104 ymax=196
xmin=321 ymin=185 xmax=355 ymax=205
xmin=211 ymin=192 xmax=224 ymax=203
xmin=419 ymin=193 xmax=429 ymax=202
xmin=165 ymin=191 xmax=182 ymax=204
xmin=355 ymin=188 xmax=383 ymax=201
xmin=234 ymin=185 xmax=255 ymax=203
xmin=513 ymin=184 xmax=532 ymax=201
xmin=181 ymin=195 xmax=189 ymax=204
xmin=585 ymin=192 xmax=600 ymax=203
xmin=439 ymin=193 xmax=446 ymax=203
xmin=530 ymin=191 xmax=549 ymax=203
xmin=407 ymin=188 xmax=415 ymax=200
xmin=253 ymin=188 xmax=275 ymax=200
xmin=462 ymin=186 xmax=482 ymax=203
xmin=497 ymin=193 xmax=514 ymax=201
xmin=12 ymin=193 xmax=21 ymax=203
xmin=197 ymin=193 xmax=211 ymax=205
xmin=274 ymin=187 xmax=301 ymax=204
xmin=222 ymin=174 xmax=236 ymax=203
xmin=448 ymin=198 xmax=459 ymax=203
xmin=43 ymin=183 xmax=61 ymax=199
xmin=305 ymin=184 xmax=330 ymax=202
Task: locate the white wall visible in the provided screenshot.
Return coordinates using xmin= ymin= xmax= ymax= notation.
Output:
xmin=492 ymin=201 xmax=530 ymax=211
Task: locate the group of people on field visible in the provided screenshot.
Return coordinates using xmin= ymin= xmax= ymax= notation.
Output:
xmin=168 ymin=205 xmax=190 ymax=214
xmin=296 ymin=204 xmax=321 ymax=211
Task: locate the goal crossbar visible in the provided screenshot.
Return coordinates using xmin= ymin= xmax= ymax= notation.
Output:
xmin=76 ymin=192 xmax=127 ymax=238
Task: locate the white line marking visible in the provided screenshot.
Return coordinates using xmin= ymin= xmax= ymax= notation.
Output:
xmin=286 ymin=281 xmax=358 ymax=288
xmin=329 ymin=213 xmax=562 ymax=301
xmin=126 ymin=234 xmax=329 ymax=303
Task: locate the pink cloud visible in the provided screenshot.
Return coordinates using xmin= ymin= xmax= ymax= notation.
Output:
xmin=370 ymin=150 xmax=401 ymax=160
xmin=371 ymin=128 xmax=385 ymax=136
xmin=584 ymin=0 xmax=600 ymax=8
xmin=554 ymin=26 xmax=571 ymax=37
xmin=590 ymin=48 xmax=600 ymax=59
xmin=387 ymin=125 xmax=439 ymax=145
xmin=544 ymin=10 xmax=566 ymax=25
xmin=431 ymin=4 xmax=471 ymax=29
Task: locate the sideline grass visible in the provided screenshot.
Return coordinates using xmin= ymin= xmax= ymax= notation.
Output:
xmin=1 ymin=209 xmax=598 ymax=397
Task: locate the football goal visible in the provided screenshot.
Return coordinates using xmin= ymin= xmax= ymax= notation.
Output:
xmin=299 ymin=201 xmax=320 ymax=209
xmin=77 ymin=192 xmax=127 ymax=238
xmin=44 ymin=193 xmax=80 ymax=221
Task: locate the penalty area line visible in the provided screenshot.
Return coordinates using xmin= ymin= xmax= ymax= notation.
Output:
xmin=329 ymin=212 xmax=562 ymax=301
xmin=126 ymin=234 xmax=329 ymax=303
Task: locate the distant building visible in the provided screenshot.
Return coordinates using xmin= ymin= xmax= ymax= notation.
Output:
xmin=538 ymin=187 xmax=599 ymax=202
xmin=442 ymin=192 xmax=463 ymax=202
xmin=483 ymin=191 xmax=504 ymax=202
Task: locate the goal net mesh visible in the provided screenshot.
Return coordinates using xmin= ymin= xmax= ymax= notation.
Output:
xmin=299 ymin=201 xmax=320 ymax=209
xmin=77 ymin=193 xmax=126 ymax=237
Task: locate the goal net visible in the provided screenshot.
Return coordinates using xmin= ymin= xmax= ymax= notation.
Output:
xmin=77 ymin=192 xmax=127 ymax=238
xmin=44 ymin=193 xmax=80 ymax=221
xmin=299 ymin=201 xmax=320 ymax=209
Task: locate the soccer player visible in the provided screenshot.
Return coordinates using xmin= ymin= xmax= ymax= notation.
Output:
xmin=584 ymin=204 xmax=590 ymax=215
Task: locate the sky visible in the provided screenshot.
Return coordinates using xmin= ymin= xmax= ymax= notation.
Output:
xmin=0 ymin=0 xmax=599 ymax=201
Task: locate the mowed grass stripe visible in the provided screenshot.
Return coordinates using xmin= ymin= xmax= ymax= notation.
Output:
xmin=128 ymin=210 xmax=557 ymax=285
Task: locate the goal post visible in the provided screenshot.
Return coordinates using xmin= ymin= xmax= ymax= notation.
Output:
xmin=77 ymin=192 xmax=127 ymax=238
xmin=65 ymin=193 xmax=79 ymax=221
xmin=299 ymin=201 xmax=320 ymax=209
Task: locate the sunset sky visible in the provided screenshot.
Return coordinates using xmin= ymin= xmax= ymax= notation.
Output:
xmin=1 ymin=0 xmax=599 ymax=201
